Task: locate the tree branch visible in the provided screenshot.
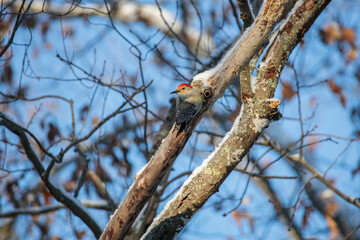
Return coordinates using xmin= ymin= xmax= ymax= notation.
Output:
xmin=100 ymin=1 xmax=289 ymax=239
xmin=3 ymin=0 xmax=214 ymax=56
xmin=141 ymin=0 xmax=331 ymax=238
xmin=0 ymin=200 xmax=111 ymax=218
xmin=0 ymin=112 xmax=102 ymax=238
xmin=235 ymin=158 xmax=304 ymax=240
xmin=0 ymin=0 xmax=31 ymax=58
xmin=57 ymin=81 xmax=151 ymax=160
xmin=263 ymin=135 xmax=360 ymax=209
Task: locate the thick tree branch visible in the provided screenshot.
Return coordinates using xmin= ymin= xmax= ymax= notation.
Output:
xmin=238 ymin=0 xmax=255 ymax=106
xmin=125 ymin=99 xmax=177 ymax=239
xmin=237 ymin=0 xmax=255 ymax=28
xmin=100 ymin=1 xmax=288 ymax=239
xmin=141 ymin=0 xmax=331 ymax=239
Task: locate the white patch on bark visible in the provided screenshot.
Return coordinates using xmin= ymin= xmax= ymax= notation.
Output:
xmin=193 ymin=26 xmax=253 ymax=86
xmin=252 ymin=118 xmax=268 ymax=133
xmin=193 ymin=68 xmax=218 ymax=85
xmin=250 ymin=76 xmax=257 ymax=92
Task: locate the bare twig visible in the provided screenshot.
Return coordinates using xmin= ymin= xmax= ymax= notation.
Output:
xmin=345 ymin=224 xmax=360 ymax=240
xmin=0 ymin=200 xmax=111 ymax=218
xmin=57 ymin=81 xmax=151 ymax=160
xmin=73 ymin=147 xmax=90 ymax=198
xmin=234 ymin=168 xmax=298 ymax=179
xmin=0 ymin=111 xmax=102 ymax=238
xmin=262 ymin=135 xmax=360 ymax=209
xmin=2 ymin=0 xmax=214 ymax=55
xmin=0 ymin=0 xmax=31 ymax=57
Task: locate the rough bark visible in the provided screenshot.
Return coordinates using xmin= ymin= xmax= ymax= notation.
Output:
xmin=141 ymin=0 xmax=332 ymax=239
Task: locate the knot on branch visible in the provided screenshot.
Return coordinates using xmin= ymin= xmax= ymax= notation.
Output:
xmin=202 ymin=88 xmax=213 ymax=101
xmin=265 ymin=98 xmax=282 ymax=121
xmin=242 ymin=93 xmax=253 ymax=103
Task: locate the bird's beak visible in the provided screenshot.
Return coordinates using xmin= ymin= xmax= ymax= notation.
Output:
xmin=170 ymin=90 xmax=179 ymax=94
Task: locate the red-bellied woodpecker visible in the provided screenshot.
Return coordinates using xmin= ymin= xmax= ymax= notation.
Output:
xmin=170 ymin=83 xmax=203 ymax=132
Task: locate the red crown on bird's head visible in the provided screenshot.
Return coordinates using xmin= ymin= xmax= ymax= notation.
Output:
xmin=176 ymin=83 xmax=192 ymax=91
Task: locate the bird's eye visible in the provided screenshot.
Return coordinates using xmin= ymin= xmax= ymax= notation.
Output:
xmin=182 ymin=87 xmax=185 ymax=90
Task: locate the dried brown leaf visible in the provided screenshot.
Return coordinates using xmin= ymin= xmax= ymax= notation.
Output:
xmin=33 ymin=47 xmax=39 ymax=59
xmin=282 ymin=81 xmax=296 ymax=101
xmin=323 ymin=23 xmax=341 ymax=44
xmin=231 ymin=211 xmax=254 ymax=231
xmin=309 ymin=97 xmax=317 ymax=107
xmin=64 ymin=180 xmax=77 ymax=192
xmin=17 ymin=86 xmax=28 ymax=98
xmin=45 ymin=42 xmax=52 ymax=50
xmin=340 ymin=27 xmax=356 ymax=46
xmin=1 ymin=64 xmax=12 ymax=85
xmin=32 ymin=214 xmax=39 ymax=223
xmin=75 ymin=230 xmax=86 ymax=240
xmin=50 ymin=236 xmax=62 ymax=240
xmin=41 ymin=21 xmax=49 ymax=36
xmin=63 ymin=25 xmax=74 ymax=37
xmin=301 ymin=205 xmax=314 ymax=229
xmin=80 ymin=105 xmax=90 ymax=121
xmin=328 ymin=80 xmax=346 ymax=107
xmin=346 ymin=48 xmax=358 ymax=63
xmin=231 ymin=211 xmax=242 ymax=227
xmin=47 ymin=123 xmax=60 ymax=143
xmin=41 ymin=186 xmax=52 ymax=205
xmin=92 ymin=116 xmax=99 ymax=126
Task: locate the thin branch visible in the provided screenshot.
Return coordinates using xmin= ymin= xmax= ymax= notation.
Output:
xmin=345 ymin=224 xmax=360 ymax=240
xmin=57 ymin=81 xmax=151 ymax=160
xmin=0 ymin=0 xmax=31 ymax=57
xmin=73 ymin=147 xmax=90 ymax=198
xmin=229 ymin=0 xmax=243 ymax=32
xmin=1 ymin=0 xmax=214 ymax=56
xmin=263 ymin=135 xmax=360 ymax=209
xmin=234 ymin=168 xmax=298 ymax=179
xmin=0 ymin=112 xmax=102 ymax=238
xmin=0 ymin=200 xmax=111 ymax=218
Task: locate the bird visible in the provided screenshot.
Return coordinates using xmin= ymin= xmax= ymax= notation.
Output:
xmin=170 ymin=83 xmax=203 ymax=133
